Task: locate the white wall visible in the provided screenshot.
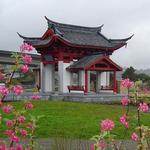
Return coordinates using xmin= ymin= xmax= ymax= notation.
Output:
xmin=42 ymin=63 xmax=55 ymax=92
xmin=40 ymin=62 xmax=44 ymax=92
xmin=101 ymin=72 xmax=107 ymax=86
xmin=34 ymin=69 xmax=40 ymax=87
xmin=58 ymin=61 xmax=71 ymax=93
xmin=79 ymin=70 xmax=85 ymax=86
xmin=106 ymin=72 xmax=110 ymax=86
xmin=96 ymin=71 xmax=101 ymax=92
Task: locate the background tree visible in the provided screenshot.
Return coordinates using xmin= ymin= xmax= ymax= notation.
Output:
xmin=136 ymin=73 xmax=150 ymax=83
xmin=122 ymin=66 xmax=137 ymax=81
xmin=122 ymin=66 xmax=150 ymax=89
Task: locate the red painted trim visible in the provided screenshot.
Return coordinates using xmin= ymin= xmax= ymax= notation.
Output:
xmin=40 ymin=29 xmax=54 ymax=39
xmin=104 ymin=57 xmax=122 ymax=71
xmin=94 ymin=61 xmax=109 ymax=67
xmin=89 ymin=68 xmax=115 ymax=71
xmin=43 ymin=60 xmax=58 ymax=65
xmin=85 ymin=70 xmax=88 ymax=94
xmin=85 ymin=56 xmax=122 ymax=71
xmin=67 ymin=58 xmax=122 ymax=71
xmin=33 ymin=34 xmax=125 ymax=52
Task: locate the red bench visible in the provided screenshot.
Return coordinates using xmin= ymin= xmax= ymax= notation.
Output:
xmin=101 ymin=86 xmax=113 ymax=90
xmin=68 ymin=85 xmax=85 ymax=92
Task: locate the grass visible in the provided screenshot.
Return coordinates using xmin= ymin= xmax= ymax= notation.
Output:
xmin=0 ymin=101 xmax=150 ymax=140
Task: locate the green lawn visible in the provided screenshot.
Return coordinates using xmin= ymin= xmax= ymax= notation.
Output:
xmin=0 ymin=101 xmax=150 ymax=139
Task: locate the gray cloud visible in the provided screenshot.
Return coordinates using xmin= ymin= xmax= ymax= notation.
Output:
xmin=0 ymin=0 xmax=150 ymax=69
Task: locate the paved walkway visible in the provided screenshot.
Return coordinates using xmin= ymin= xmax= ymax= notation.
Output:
xmin=2 ymin=138 xmax=149 ymax=150
xmin=1 ymin=138 xmax=139 ymax=150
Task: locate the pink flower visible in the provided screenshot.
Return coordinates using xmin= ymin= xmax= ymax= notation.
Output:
xmin=131 ymin=132 xmax=139 ymax=142
xmin=20 ymin=129 xmax=27 ymax=137
xmin=124 ymin=122 xmax=129 ymax=128
xmin=16 ymin=144 xmax=23 ymax=150
xmin=2 ymin=105 xmax=13 ymax=113
xmin=10 ymin=147 xmax=15 ymax=150
xmin=100 ymin=119 xmax=115 ymax=131
xmin=120 ymin=115 xmax=126 ymax=124
xmin=25 ymin=101 xmax=33 ymax=109
xmin=143 ymin=88 xmax=148 ymax=94
xmin=98 ymin=140 xmax=107 ymax=149
xmin=22 ymin=54 xmax=32 ymax=64
xmin=6 ymin=120 xmax=14 ymax=128
xmin=0 ymin=143 xmax=8 ymax=150
xmin=5 ymin=129 xmax=14 ymax=137
xmin=138 ymin=103 xmax=149 ymax=112
xmin=0 ymin=72 xmax=5 ymax=80
xmin=20 ymin=43 xmax=33 ymax=52
xmin=27 ymin=122 xmax=33 ymax=129
xmin=13 ymin=85 xmax=24 ymax=96
xmin=10 ymin=134 xmax=19 ymax=143
xmin=0 ymin=86 xmax=9 ymax=96
xmin=90 ymin=144 xmax=95 ymax=150
xmin=31 ymin=94 xmax=41 ymax=100
xmin=17 ymin=116 xmax=26 ymax=124
xmin=121 ymin=78 xmax=134 ymax=88
xmin=121 ymin=97 xmax=129 ymax=106
xmin=20 ymin=65 xmax=29 ymax=73
xmin=90 ymin=141 xmax=107 ymax=150
xmin=120 ymin=115 xmax=129 ymax=128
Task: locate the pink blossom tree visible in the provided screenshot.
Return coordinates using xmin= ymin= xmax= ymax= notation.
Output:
xmin=0 ymin=43 xmax=42 ymax=150
xmin=91 ymin=78 xmax=150 ymax=150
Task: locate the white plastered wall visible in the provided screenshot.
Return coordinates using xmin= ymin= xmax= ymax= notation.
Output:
xmin=96 ymin=71 xmax=101 ymax=92
xmin=58 ymin=61 xmax=71 ymax=93
xmin=100 ymin=72 xmax=107 ymax=86
xmin=40 ymin=62 xmax=44 ymax=92
xmin=41 ymin=63 xmax=55 ymax=92
xmin=106 ymin=72 xmax=110 ymax=86
xmin=79 ymin=70 xmax=85 ymax=86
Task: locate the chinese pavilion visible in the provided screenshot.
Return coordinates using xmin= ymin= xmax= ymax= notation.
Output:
xmin=18 ymin=17 xmax=133 ymax=94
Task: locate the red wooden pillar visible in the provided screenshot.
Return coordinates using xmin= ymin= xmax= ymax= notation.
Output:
xmin=84 ymin=70 xmax=88 ymax=94
xmin=113 ymin=70 xmax=117 ymax=93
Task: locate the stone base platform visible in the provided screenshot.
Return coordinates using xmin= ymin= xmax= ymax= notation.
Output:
xmin=4 ymin=92 xmax=126 ymax=103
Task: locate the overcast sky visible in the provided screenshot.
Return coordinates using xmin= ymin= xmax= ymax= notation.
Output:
xmin=0 ymin=0 xmax=150 ymax=69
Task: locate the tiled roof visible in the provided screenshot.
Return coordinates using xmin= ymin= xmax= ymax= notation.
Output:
xmin=18 ymin=17 xmax=133 ymax=49
xmin=45 ymin=17 xmax=132 ymax=48
xmin=67 ymin=54 xmax=103 ymax=69
xmin=67 ymin=54 xmax=122 ymax=71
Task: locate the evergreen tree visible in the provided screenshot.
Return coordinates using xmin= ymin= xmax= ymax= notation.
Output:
xmin=122 ymin=66 xmax=136 ymax=81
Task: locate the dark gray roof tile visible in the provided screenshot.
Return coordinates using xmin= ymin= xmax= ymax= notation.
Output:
xmin=67 ymin=54 xmax=122 ymax=71
xmin=67 ymin=54 xmax=103 ymax=69
xmin=18 ymin=17 xmax=132 ymax=49
xmin=24 ymin=37 xmax=52 ymax=46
